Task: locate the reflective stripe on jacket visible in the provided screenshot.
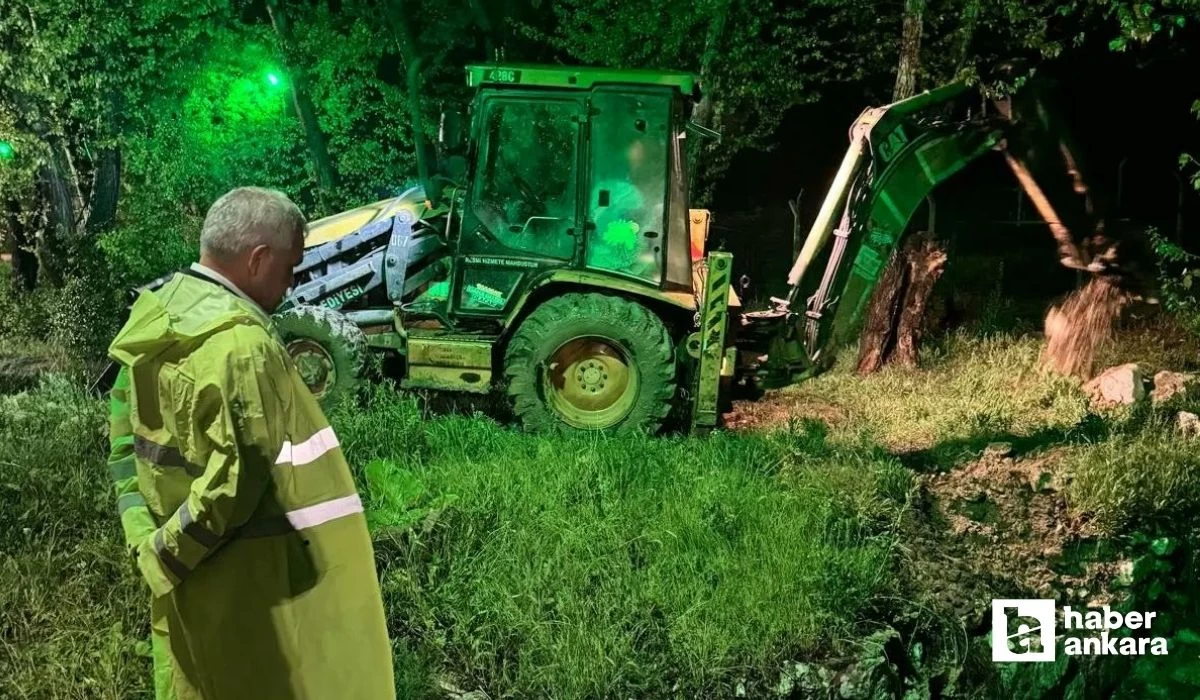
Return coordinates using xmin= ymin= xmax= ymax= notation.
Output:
xmin=108 ymin=366 xmax=159 ymax=553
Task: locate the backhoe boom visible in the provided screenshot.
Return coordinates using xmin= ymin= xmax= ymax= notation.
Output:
xmin=764 ymin=75 xmax=1116 ymax=378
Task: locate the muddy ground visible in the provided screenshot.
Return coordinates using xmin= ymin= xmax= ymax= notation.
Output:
xmin=724 ymin=392 xmax=1126 ymax=635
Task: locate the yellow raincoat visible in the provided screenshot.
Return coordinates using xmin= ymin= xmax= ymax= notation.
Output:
xmin=107 ymin=366 xmax=176 ymax=699
xmin=107 ymin=270 xmax=395 ymax=700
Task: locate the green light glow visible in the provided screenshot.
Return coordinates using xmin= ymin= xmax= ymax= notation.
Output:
xmin=266 ymin=72 xmax=281 ymax=86
xmin=0 ymin=141 xmax=12 ymax=160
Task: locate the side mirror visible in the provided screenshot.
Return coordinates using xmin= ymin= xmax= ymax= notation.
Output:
xmin=439 ymin=109 xmax=466 ymax=153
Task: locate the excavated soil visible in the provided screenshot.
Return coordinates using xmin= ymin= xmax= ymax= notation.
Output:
xmin=722 ymin=396 xmax=1127 ymax=631
xmin=902 ymin=449 xmax=1124 ymax=631
xmin=1041 ymin=277 xmax=1134 ymax=379
xmin=722 ymin=391 xmax=847 ymax=432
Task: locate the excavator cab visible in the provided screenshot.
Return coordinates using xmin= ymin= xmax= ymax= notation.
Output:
xmin=440 ymin=64 xmax=702 ymax=319
xmin=293 ymin=64 xmax=710 ymax=319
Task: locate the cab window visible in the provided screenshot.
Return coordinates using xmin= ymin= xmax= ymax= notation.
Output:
xmin=473 ymin=98 xmax=578 ymax=259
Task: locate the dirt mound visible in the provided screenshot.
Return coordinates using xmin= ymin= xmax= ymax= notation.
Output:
xmin=722 ymin=391 xmax=846 ymax=432
xmin=904 ymin=448 xmax=1124 ymax=630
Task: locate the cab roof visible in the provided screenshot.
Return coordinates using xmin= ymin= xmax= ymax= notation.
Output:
xmin=465 ymin=63 xmax=700 ymax=96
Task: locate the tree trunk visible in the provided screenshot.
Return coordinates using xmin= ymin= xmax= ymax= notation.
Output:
xmin=41 ymin=155 xmax=76 ymax=240
xmin=688 ymin=93 xmax=721 ymax=205
xmin=266 ymin=0 xmax=338 ymax=196
xmin=37 ymin=161 xmax=74 ymax=287
xmin=856 ymin=0 xmax=931 ymax=374
xmin=855 ymin=243 xmax=910 ymax=374
xmin=856 ymin=232 xmax=946 ymax=373
xmin=5 ymin=198 xmax=38 ymax=293
xmin=467 ymin=0 xmax=496 ymax=59
xmin=11 ymin=244 xmax=38 ymax=292
xmin=384 ymin=0 xmax=433 ymax=196
xmin=688 ymin=0 xmax=732 ymax=205
xmin=83 ymin=148 xmax=121 ymax=235
xmin=892 ymin=233 xmax=947 ymax=368
xmin=892 ymin=0 xmax=926 ymax=101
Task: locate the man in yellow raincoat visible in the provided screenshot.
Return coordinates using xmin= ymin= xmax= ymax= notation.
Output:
xmin=106 ymin=186 xmax=395 ymax=699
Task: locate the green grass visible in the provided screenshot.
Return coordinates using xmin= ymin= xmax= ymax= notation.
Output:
xmin=789 ymin=328 xmax=1200 ymax=538
xmin=334 ymin=387 xmax=913 ymax=698
xmin=784 ymin=331 xmax=1092 ymax=452
xmin=0 ymin=376 xmax=153 ymax=699
xmin=1096 ymin=310 xmax=1200 ymax=373
xmin=2 ymin=325 xmax=1197 ymax=698
xmin=0 ymin=377 xmax=913 ymax=699
xmin=1065 ymin=417 xmax=1200 ymax=536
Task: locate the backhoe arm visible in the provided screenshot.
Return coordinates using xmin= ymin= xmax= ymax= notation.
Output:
xmin=778 ymin=75 xmax=1112 ymax=371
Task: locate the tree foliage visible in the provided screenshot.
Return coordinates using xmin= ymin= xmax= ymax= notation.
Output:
xmin=0 ymin=0 xmax=1197 ymax=292
xmin=1096 ymin=1 xmax=1200 ymax=189
xmin=0 ymin=1 xmax=229 ymax=276
xmin=525 ymin=0 xmax=898 ymax=202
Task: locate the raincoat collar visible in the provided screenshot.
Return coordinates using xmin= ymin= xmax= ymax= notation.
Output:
xmin=189 ymin=263 xmax=270 ymax=319
xmin=109 ymin=269 xmax=281 ymax=369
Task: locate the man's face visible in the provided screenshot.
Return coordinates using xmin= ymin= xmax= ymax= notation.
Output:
xmin=246 ymin=229 xmax=304 ymax=312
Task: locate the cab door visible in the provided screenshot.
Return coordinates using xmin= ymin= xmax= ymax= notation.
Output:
xmin=584 ymin=87 xmax=673 ymax=286
xmin=454 ymin=94 xmax=584 ymax=318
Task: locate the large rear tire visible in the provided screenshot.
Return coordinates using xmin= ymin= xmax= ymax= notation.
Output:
xmin=274 ymin=305 xmax=367 ymax=410
xmin=504 ymin=293 xmax=676 ymax=433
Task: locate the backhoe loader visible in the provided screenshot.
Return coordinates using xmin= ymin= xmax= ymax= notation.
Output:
xmin=136 ymin=63 xmax=1124 ymax=434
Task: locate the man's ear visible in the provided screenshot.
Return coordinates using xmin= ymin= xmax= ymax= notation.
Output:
xmin=247 ymin=244 xmax=271 ymax=276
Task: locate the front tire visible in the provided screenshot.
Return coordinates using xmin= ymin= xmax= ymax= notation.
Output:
xmin=504 ymin=293 xmax=676 ymax=433
xmin=274 ymin=304 xmax=367 ymax=410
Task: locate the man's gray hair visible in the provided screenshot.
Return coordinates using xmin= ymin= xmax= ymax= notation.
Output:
xmin=200 ymin=187 xmax=307 ymax=259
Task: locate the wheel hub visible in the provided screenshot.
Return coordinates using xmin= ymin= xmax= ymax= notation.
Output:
xmin=577 ymin=361 xmax=607 ymax=392
xmin=544 ymin=337 xmax=638 ymax=429
xmin=287 ymin=339 xmax=336 ymax=399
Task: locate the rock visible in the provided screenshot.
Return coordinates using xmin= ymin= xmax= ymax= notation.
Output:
xmin=1114 ymin=559 xmax=1135 ymax=587
xmin=1178 ymin=412 xmax=1200 ymax=438
xmin=776 ymin=661 xmax=832 ymax=696
xmin=1083 ymin=364 xmax=1147 ymax=407
xmin=984 ymin=442 xmax=1014 ymax=458
xmin=1150 ymin=371 xmax=1200 ymax=405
